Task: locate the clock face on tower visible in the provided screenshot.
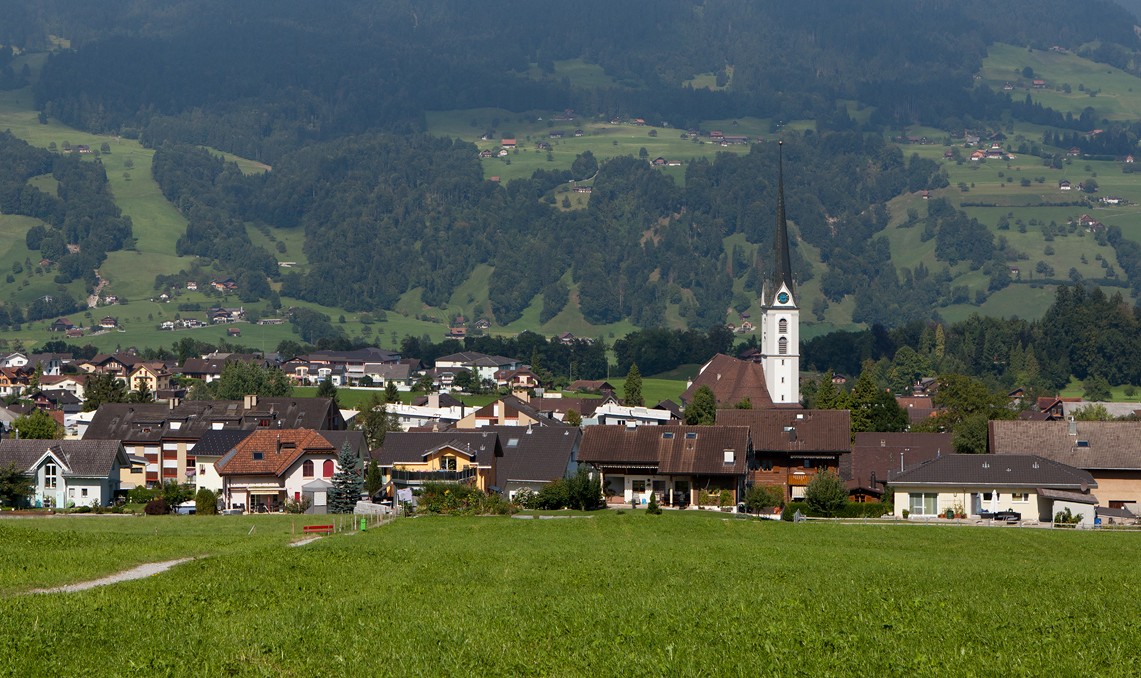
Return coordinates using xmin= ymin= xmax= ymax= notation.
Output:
xmin=777 ymin=291 xmax=790 ymax=304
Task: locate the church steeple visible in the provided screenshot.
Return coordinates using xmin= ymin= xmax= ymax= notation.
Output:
xmin=771 ymin=140 xmax=794 ymax=298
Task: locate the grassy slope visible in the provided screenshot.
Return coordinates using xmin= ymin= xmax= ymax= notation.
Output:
xmin=2 ymin=514 xmax=1139 ymax=674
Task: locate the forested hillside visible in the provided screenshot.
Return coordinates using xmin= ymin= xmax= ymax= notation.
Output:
xmin=3 ymin=0 xmax=1141 ymax=334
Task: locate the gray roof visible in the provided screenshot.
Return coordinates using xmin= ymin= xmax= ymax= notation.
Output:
xmin=373 ymin=431 xmax=503 ymax=466
xmin=0 ymin=439 xmax=127 ymax=477
xmin=1036 ymin=487 xmax=1098 ymax=505
xmin=484 ymin=425 xmax=580 ymax=486
xmin=319 ymin=430 xmax=368 ymax=458
xmin=989 ymin=420 xmax=1141 ymax=470
xmin=578 ymin=425 xmax=750 ymax=476
xmin=1060 ymin=401 xmax=1141 ymax=419
xmin=890 ymin=454 xmax=1096 ymax=490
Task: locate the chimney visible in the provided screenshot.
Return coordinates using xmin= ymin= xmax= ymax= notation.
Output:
xmin=244 ymin=394 xmax=258 ymax=410
xmin=1068 ymin=416 xmax=1077 ymax=436
xmin=428 ymin=393 xmax=440 ymax=409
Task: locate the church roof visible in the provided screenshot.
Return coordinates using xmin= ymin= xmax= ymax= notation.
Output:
xmin=680 ymin=354 xmax=775 ymax=408
xmin=770 ymin=141 xmax=795 ymax=299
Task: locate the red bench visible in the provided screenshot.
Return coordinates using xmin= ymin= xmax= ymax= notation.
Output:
xmin=302 ymin=524 xmax=334 ymax=535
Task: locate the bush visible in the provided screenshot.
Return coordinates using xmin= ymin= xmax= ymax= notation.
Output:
xmin=418 ymin=482 xmax=516 ymax=515
xmin=195 ymin=488 xmax=218 ymax=515
xmin=284 ymin=496 xmax=312 ymax=514
xmin=647 ymin=491 xmax=662 ymax=515
xmin=745 ymin=485 xmax=785 ymax=512
xmin=127 ymin=486 xmax=157 ymax=505
xmin=804 ymin=471 xmax=847 ymax=516
xmin=144 ymin=497 xmax=169 ymax=515
xmin=781 ymin=501 xmax=889 ymax=521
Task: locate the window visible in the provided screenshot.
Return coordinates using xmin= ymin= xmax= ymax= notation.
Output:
xmin=1011 ymin=492 xmax=1029 ymax=502
xmin=982 ymin=492 xmax=993 ymax=501
xmin=81 ymin=488 xmax=88 ymax=498
xmin=685 ymin=432 xmax=697 ymax=439
xmin=440 ymin=457 xmax=457 ymax=471
xmin=44 ymin=463 xmax=57 ymax=489
xmin=760 ymin=459 xmax=774 ymax=472
xmin=632 ymin=480 xmax=647 ymax=493
xmin=323 ymin=460 xmax=335 ymax=478
xmin=661 ymin=432 xmax=674 ymax=439
xmin=253 ymin=452 xmax=264 ymax=460
xmin=778 ymin=337 xmax=788 ymax=355
xmin=778 ymin=318 xmax=788 ymax=335
xmin=303 ymin=460 xmax=314 ymax=477
xmin=723 ymin=449 xmax=735 ymax=464
xmin=909 ymin=493 xmax=938 ymax=515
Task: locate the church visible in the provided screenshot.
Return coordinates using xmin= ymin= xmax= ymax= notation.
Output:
xmin=680 ymin=142 xmax=801 ymax=408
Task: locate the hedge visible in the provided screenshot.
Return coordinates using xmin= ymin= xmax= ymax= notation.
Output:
xmin=781 ymin=501 xmax=892 ymax=521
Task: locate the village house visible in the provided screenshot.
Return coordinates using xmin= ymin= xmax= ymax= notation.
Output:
xmin=454 ymin=395 xmax=570 ymax=429
xmin=436 ymin=351 xmax=523 ymax=383
xmin=587 ymin=401 xmax=675 ymax=427
xmin=374 ymin=430 xmax=503 ymax=494
xmin=842 ymin=432 xmax=952 ymax=502
xmin=890 ymin=454 xmax=1098 ymax=526
xmin=568 ymin=379 xmax=616 ymax=397
xmin=0 ymin=439 xmax=128 ymax=508
xmin=488 ymin=425 xmax=582 ymax=501
xmin=82 ymin=395 xmax=345 ymax=488
xmin=718 ymin=409 xmax=851 ymax=503
xmin=990 ymin=419 xmax=1141 ymax=509
xmin=578 ymin=425 xmax=751 ymax=509
xmin=177 ymin=353 xmax=269 ymax=383
xmin=216 ymin=428 xmax=366 ymax=513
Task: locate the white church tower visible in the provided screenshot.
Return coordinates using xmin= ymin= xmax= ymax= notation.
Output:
xmin=760 ymin=142 xmax=800 ymax=405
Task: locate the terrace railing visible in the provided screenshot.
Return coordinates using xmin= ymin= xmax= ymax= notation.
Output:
xmin=388 ymin=467 xmax=477 ymax=484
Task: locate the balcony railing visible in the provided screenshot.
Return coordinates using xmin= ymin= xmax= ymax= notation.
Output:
xmin=388 ymin=467 xmax=477 ymax=484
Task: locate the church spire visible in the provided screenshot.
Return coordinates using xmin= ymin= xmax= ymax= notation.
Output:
xmin=772 ymin=140 xmax=794 ymax=296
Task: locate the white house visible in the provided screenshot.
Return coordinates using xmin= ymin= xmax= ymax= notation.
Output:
xmin=0 ymin=439 xmax=128 ymax=508
xmin=587 ymin=402 xmax=674 ymax=427
xmin=890 ymin=454 xmax=1098 ymax=526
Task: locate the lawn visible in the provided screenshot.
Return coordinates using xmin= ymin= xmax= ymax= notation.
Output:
xmin=2 ymin=513 xmax=1140 ymax=674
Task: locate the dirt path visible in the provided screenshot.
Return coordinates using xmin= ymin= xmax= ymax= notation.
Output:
xmin=28 ymin=557 xmax=194 ymax=594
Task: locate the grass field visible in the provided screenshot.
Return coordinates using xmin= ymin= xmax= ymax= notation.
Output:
xmin=2 ymin=513 xmax=1140 ymax=674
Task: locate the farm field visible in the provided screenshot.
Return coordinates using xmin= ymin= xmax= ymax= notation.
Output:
xmin=2 ymin=513 xmax=1139 ymax=674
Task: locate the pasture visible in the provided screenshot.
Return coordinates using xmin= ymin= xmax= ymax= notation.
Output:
xmin=1 ymin=513 xmax=1138 ymax=674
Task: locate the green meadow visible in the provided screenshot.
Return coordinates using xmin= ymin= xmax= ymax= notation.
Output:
xmin=2 ymin=513 xmax=1139 ymax=675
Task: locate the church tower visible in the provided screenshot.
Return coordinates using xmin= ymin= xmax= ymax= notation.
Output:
xmin=760 ymin=142 xmax=800 ymax=405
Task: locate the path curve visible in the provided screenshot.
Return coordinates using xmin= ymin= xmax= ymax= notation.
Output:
xmin=28 ymin=557 xmax=194 ymax=594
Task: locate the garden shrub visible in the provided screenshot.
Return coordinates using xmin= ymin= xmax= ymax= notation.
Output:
xmin=127 ymin=486 xmax=156 ymax=504
xmin=745 ymin=485 xmax=785 ymax=512
xmin=195 ymin=488 xmax=218 ymax=515
xmin=144 ymin=497 xmax=169 ymax=515
xmin=647 ymin=491 xmax=662 ymax=515
xmin=781 ymin=501 xmax=889 ymax=521
xmin=804 ymin=471 xmax=847 ymax=516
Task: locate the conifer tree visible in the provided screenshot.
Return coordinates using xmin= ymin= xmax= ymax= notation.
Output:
xmin=623 ymin=363 xmax=644 ymax=407
xmin=685 ymin=385 xmax=717 ymax=425
xmin=328 ymin=441 xmax=363 ymax=513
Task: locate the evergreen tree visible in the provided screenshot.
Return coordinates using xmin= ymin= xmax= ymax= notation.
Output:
xmin=316 ymin=376 xmax=339 ymax=405
xmin=82 ymin=372 xmax=128 ymax=411
xmin=0 ymin=463 xmax=31 ymax=508
xmin=384 ymin=381 xmax=400 ymax=404
xmin=685 ymin=385 xmax=717 ymax=425
xmin=814 ymin=370 xmax=842 ymax=409
xmin=623 ymin=363 xmax=644 ymax=407
xmin=364 ymin=459 xmax=384 ymax=499
xmin=328 ymin=441 xmax=363 ymax=513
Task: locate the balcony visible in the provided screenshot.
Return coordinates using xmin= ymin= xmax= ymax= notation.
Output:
xmin=388 ymin=467 xmax=477 ymax=485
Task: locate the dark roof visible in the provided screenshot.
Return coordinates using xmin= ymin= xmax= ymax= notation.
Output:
xmin=577 ymin=425 xmax=749 ymax=476
xmin=467 ymin=395 xmax=571 ymax=427
xmin=680 ymin=354 xmax=775 ymax=408
xmin=989 ymin=420 xmax=1141 ymax=470
xmin=1036 ymin=487 xmax=1098 ymax=505
xmin=373 ymin=431 xmax=503 ymax=466
xmin=83 ymin=397 xmax=343 ymax=443
xmin=412 ymin=393 xmax=464 ymax=408
xmin=770 ymin=141 xmax=794 ymax=297
xmin=0 ymin=439 xmax=126 ymax=477
xmin=889 ymin=454 xmax=1096 ymax=489
xmin=717 ymin=409 xmax=849 ymax=454
xmin=40 ymin=389 xmax=82 ymax=406
xmin=486 ymin=425 xmax=580 ymax=486
xmin=844 ymin=432 xmax=952 ymax=486
xmin=530 ymin=397 xmax=608 ymax=418
xmin=319 ymin=430 xmax=368 ymax=457
xmin=192 ymin=429 xmax=255 ymax=457
xmin=296 ymin=348 xmax=400 ymax=364
xmin=654 ymin=400 xmax=684 ymax=418
xmin=569 ymin=380 xmax=615 ymax=392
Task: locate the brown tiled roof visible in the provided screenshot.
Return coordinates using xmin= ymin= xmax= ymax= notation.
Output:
xmin=215 ymin=429 xmax=335 ymax=476
xmin=530 ymin=397 xmax=607 ymax=418
xmin=716 ymin=409 xmax=849 ymax=453
xmin=569 ymin=380 xmax=615 ymax=393
xmin=989 ymin=420 xmax=1141 ymax=470
xmin=890 ymin=453 xmax=1096 ymax=489
xmin=577 ymin=425 xmax=749 ymax=476
xmin=844 ymin=432 xmax=952 ymax=486
xmin=680 ymin=354 xmax=774 ymax=408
